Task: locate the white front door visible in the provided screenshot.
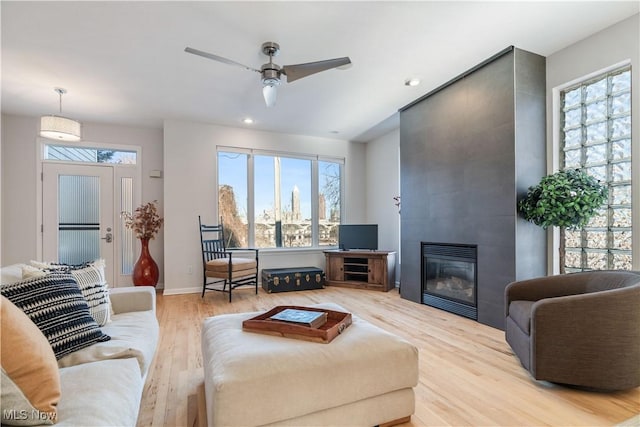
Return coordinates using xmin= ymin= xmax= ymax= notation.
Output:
xmin=42 ymin=163 xmax=115 ymax=285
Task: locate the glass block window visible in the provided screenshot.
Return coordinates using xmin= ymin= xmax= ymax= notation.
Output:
xmin=560 ymin=66 xmax=632 ymax=272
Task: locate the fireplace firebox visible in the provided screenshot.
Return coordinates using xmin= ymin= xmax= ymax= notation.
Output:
xmin=422 ymin=242 xmax=477 ymax=320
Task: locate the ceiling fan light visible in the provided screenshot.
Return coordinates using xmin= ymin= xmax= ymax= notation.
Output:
xmin=263 ymin=84 xmax=277 ymax=107
xmin=40 ymin=115 xmax=82 ymax=141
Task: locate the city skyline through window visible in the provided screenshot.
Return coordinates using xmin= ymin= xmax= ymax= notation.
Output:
xmin=217 ymin=150 xmax=342 ymax=248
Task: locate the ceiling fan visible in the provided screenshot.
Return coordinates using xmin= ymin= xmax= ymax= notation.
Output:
xmin=185 ymin=42 xmax=351 ymax=107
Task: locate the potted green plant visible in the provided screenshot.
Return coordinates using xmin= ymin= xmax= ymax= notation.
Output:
xmin=518 ymin=169 xmax=608 ymax=230
xmin=518 ymin=169 xmax=608 ymax=272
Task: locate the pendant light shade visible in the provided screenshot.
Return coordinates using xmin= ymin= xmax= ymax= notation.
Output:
xmin=40 ymin=115 xmax=82 ymax=141
xmin=40 ymin=88 xmax=81 ymax=141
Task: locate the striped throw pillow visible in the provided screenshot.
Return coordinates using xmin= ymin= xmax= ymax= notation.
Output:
xmin=26 ymin=260 xmax=111 ymax=326
xmin=69 ymin=260 xmax=111 ymax=326
xmin=1 ymin=273 xmax=110 ymax=359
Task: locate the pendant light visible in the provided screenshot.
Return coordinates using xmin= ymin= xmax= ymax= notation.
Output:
xmin=40 ymin=88 xmax=82 ymax=141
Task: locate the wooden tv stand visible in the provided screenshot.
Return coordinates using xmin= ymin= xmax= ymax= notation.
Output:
xmin=324 ymin=250 xmax=396 ymax=292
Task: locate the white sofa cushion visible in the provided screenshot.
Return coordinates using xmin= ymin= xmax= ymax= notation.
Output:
xmin=0 ymin=264 xmax=26 ymax=286
xmin=55 ymin=358 xmax=143 ymax=427
xmin=57 ymin=310 xmax=158 ymax=378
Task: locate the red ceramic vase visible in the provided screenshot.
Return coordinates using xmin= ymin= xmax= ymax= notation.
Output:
xmin=133 ymin=238 xmax=159 ymax=286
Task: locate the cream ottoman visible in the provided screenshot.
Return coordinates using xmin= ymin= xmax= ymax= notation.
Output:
xmin=201 ymin=303 xmax=418 ymax=427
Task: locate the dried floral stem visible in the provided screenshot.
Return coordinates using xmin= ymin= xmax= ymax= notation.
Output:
xmin=122 ymin=200 xmax=164 ymax=240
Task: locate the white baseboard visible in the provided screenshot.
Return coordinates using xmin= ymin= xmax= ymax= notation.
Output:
xmin=162 ymin=286 xmax=201 ymax=295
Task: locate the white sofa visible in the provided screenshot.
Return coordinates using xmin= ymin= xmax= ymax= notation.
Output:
xmin=1 ymin=264 xmax=159 ymax=426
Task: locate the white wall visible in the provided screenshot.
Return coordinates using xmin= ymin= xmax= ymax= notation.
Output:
xmin=0 ymin=118 xmax=3 ymax=266
xmin=365 ymin=128 xmax=400 ymax=283
xmin=163 ymin=119 xmax=366 ymax=295
xmin=0 ymin=113 xmax=165 ymax=283
xmin=1 ymin=115 xmax=39 ymax=265
xmin=5 ymin=14 xmax=634 ymax=289
xmin=546 ymin=13 xmax=639 ymax=271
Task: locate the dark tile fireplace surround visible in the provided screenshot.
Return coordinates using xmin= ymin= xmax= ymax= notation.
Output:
xmin=399 ymin=47 xmax=547 ymax=330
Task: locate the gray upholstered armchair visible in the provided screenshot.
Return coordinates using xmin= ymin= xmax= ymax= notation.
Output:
xmin=505 ymin=270 xmax=640 ymax=390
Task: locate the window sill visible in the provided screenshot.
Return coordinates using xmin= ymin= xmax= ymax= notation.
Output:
xmin=252 ymin=246 xmax=338 ymax=255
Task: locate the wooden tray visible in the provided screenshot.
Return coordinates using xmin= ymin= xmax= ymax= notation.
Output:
xmin=242 ymin=305 xmax=352 ymax=343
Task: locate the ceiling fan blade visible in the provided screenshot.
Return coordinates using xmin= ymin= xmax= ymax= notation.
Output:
xmin=282 ymin=57 xmax=351 ymax=83
xmin=184 ymin=47 xmax=260 ymax=73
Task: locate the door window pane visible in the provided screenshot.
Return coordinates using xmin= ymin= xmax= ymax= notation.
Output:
xmin=58 ymin=175 xmax=100 ymax=265
xmin=121 ymin=177 xmax=134 ymax=274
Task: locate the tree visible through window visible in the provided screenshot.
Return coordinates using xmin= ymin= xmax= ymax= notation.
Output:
xmin=218 ymin=152 xmax=248 ymax=248
xmin=319 ymin=161 xmax=341 ymax=246
xmin=217 ymin=150 xmax=343 ymax=249
xmin=560 ymin=66 xmax=632 ymax=271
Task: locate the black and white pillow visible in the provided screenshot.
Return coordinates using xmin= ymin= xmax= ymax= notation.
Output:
xmin=69 ymin=260 xmax=111 ymax=325
xmin=26 ymin=260 xmax=111 ymax=326
xmin=1 ymin=273 xmax=110 ymax=359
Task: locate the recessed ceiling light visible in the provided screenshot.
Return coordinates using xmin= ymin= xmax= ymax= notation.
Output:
xmin=330 ymin=130 xmax=339 ymax=134
xmin=405 ymin=78 xmax=420 ymax=87
xmin=242 ymin=117 xmax=254 ymax=124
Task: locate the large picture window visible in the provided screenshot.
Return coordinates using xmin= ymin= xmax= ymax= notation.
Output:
xmin=217 ymin=149 xmax=343 ymax=249
xmin=560 ymin=66 xmax=632 ymax=271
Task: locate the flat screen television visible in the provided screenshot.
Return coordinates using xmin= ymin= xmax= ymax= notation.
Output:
xmin=338 ymin=224 xmax=378 ymax=251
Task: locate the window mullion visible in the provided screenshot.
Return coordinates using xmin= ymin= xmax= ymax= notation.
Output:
xmin=247 ymin=153 xmax=255 ymax=248
xmin=311 ymin=160 xmax=319 ymax=247
xmin=579 ymin=86 xmax=588 ymax=270
xmin=606 ymin=76 xmax=613 ymax=269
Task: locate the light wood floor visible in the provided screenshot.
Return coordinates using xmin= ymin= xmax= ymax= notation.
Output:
xmin=137 ymin=286 xmax=640 ymax=427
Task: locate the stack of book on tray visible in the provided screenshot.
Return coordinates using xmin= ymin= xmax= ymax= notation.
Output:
xmin=242 ymin=305 xmax=352 ymax=343
xmin=269 ymin=308 xmax=328 ymax=328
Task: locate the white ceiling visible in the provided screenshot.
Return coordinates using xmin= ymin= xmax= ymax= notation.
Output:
xmin=2 ymin=1 xmax=638 ymax=142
